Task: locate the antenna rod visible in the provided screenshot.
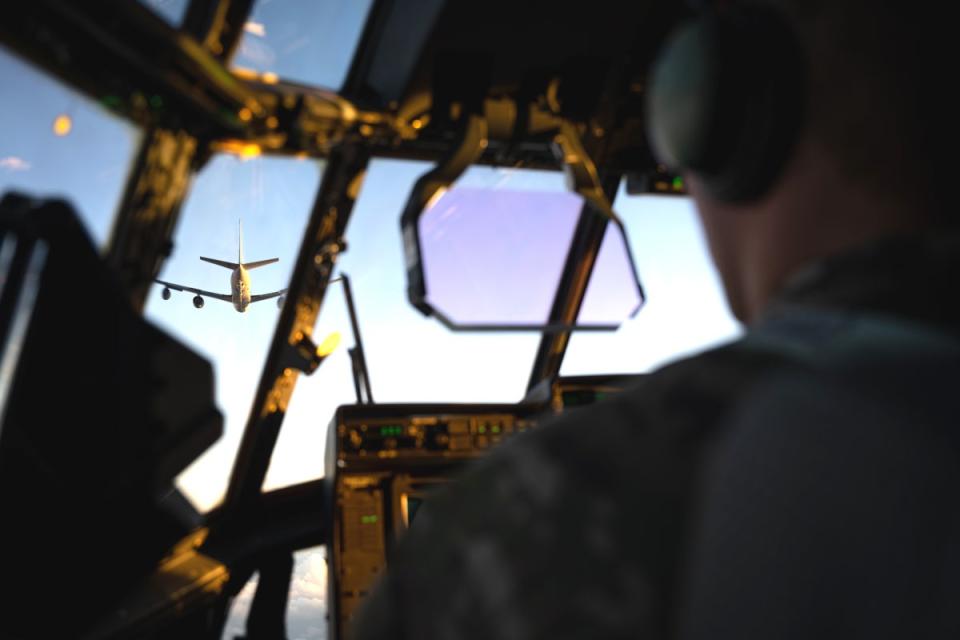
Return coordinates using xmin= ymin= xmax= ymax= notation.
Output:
xmin=333 ymin=274 xmax=373 ymax=404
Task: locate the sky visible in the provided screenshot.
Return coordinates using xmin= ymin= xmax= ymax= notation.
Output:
xmin=0 ymin=5 xmax=741 ymax=637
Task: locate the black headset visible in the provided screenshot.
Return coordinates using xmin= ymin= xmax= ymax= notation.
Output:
xmin=645 ymin=4 xmax=806 ymax=203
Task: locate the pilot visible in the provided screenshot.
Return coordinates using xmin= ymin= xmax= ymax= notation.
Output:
xmin=353 ymin=1 xmax=960 ymax=638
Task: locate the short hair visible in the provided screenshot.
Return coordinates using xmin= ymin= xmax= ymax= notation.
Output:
xmin=758 ymin=1 xmax=955 ymax=218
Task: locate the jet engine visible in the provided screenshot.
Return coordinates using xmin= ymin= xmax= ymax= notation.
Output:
xmin=193 ymin=295 xmax=204 ymax=309
xmin=161 ymin=287 xmax=171 ymax=300
xmin=277 ymin=295 xmax=285 ymax=309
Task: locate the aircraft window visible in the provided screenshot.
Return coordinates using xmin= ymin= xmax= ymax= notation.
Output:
xmin=136 ymin=0 xmax=189 ymax=26
xmin=575 ymin=222 xmax=645 ymax=325
xmin=144 ymin=152 xmax=323 ymax=512
xmin=222 ymin=572 xmax=258 ymax=639
xmin=222 ymin=547 xmax=327 ymax=640
xmin=412 ymin=165 xmax=643 ymax=329
xmin=231 ymin=0 xmax=374 ymax=89
xmin=560 ymin=184 xmax=743 ymax=375
xmin=262 ymin=159 xmax=543 ymax=492
xmin=0 ymin=45 xmax=141 ymax=249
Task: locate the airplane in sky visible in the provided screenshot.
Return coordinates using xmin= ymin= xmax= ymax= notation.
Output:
xmin=155 ymin=221 xmax=287 ymax=312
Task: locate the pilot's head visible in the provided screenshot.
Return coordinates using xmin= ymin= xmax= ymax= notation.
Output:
xmin=647 ymin=1 xmax=954 ymax=322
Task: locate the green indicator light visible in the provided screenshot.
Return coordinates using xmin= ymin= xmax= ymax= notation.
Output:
xmin=220 ymin=108 xmax=239 ymax=124
xmin=102 ymin=95 xmax=121 ymax=108
xmin=478 ymin=425 xmax=486 ymax=434
xmin=596 ymin=392 xmax=608 ymax=401
xmin=361 ymin=515 xmax=378 ymax=524
xmin=492 ymin=426 xmax=500 ymax=434
xmin=150 ymin=95 xmax=163 ymax=109
xmin=672 ymin=176 xmax=684 ymax=191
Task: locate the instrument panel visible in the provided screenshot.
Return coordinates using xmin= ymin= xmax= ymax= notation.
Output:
xmin=334 ymin=408 xmax=539 ymax=465
xmin=325 ymin=375 xmax=642 ymax=639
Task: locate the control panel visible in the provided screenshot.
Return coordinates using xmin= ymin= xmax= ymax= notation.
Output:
xmin=325 ymin=403 xmax=542 ymax=638
xmin=335 ymin=410 xmax=538 ymax=465
xmin=325 ymin=376 xmax=642 ymax=639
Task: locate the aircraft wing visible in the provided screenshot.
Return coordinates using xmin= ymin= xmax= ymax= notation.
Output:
xmin=250 ymin=289 xmax=287 ymax=304
xmin=155 ymin=279 xmax=233 ymax=303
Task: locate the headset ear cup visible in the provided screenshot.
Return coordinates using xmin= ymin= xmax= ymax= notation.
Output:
xmin=646 ymin=20 xmax=723 ymax=171
xmin=646 ymin=7 xmax=806 ymax=203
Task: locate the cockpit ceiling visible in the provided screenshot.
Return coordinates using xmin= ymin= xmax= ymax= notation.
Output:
xmin=346 ymin=0 xmax=689 ymax=169
xmin=346 ymin=0 xmax=687 ymax=109
xmin=0 ymin=0 xmax=688 ymax=169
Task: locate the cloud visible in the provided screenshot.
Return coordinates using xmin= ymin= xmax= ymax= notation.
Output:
xmin=289 ymin=548 xmax=327 ymax=607
xmin=287 ymin=549 xmax=328 ymax=638
xmin=222 ymin=574 xmax=259 ymax=638
xmin=238 ymin=38 xmax=276 ymax=67
xmin=287 ymin=616 xmax=327 ymax=640
xmin=244 ymin=21 xmax=267 ymax=37
xmin=0 ymin=156 xmax=31 ymax=171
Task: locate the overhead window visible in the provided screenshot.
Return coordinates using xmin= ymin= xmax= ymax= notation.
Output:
xmin=231 ymin=0 xmax=374 ymax=89
xmin=136 ymin=0 xmax=190 ymax=26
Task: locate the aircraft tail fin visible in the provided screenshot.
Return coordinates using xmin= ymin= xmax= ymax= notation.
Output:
xmin=243 ymin=258 xmax=279 ymax=270
xmin=200 ymin=256 xmax=240 ymax=270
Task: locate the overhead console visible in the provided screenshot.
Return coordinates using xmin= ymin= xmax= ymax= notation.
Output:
xmin=325 ymin=373 xmax=641 ymax=639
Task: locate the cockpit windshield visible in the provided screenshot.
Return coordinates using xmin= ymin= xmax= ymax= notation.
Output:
xmin=264 ymin=160 xmax=546 ymax=490
xmin=144 ymin=152 xmax=321 ymax=511
xmin=562 ymin=187 xmax=742 ymax=374
xmin=0 ymin=46 xmax=141 ymax=249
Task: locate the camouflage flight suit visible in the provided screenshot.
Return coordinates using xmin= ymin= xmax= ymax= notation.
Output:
xmin=351 ymin=232 xmax=960 ymax=640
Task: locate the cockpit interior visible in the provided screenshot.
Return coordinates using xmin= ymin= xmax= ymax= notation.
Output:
xmin=0 ymin=2 xmax=742 ymax=637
